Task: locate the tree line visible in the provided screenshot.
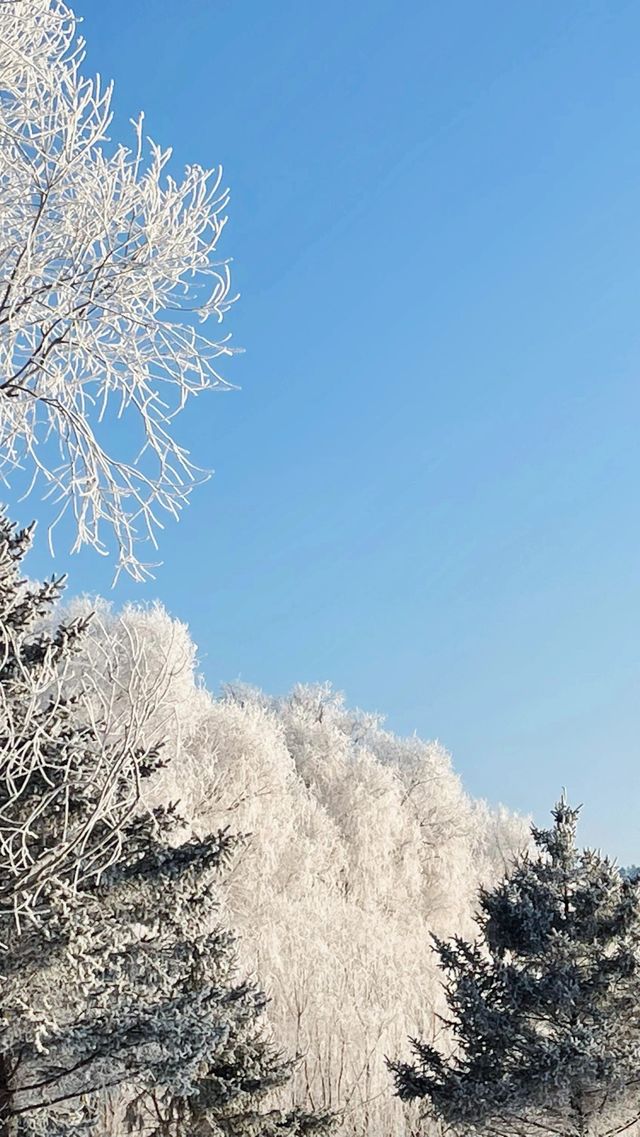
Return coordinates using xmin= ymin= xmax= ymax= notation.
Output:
xmin=2 ymin=517 xmax=640 ymax=1137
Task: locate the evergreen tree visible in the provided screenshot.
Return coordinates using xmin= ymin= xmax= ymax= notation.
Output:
xmin=0 ymin=517 xmax=149 ymax=939
xmin=389 ymin=798 xmax=640 ymax=1137
xmin=0 ymin=515 xmax=332 ymax=1137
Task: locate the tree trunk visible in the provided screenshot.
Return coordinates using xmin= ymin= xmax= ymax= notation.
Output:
xmin=570 ymin=1089 xmax=587 ymax=1137
xmin=0 ymin=1052 xmax=12 ymax=1137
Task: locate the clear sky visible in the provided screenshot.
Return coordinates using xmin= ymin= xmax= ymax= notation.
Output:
xmin=17 ymin=0 xmax=640 ymax=860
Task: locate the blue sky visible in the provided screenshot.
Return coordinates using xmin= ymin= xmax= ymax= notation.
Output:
xmin=18 ymin=0 xmax=640 ymax=859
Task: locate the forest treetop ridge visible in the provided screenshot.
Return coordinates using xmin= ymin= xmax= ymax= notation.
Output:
xmin=0 ymin=0 xmax=237 ymax=581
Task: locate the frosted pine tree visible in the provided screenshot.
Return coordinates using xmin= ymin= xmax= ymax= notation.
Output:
xmin=0 ymin=517 xmax=153 ymax=938
xmin=389 ymin=798 xmax=640 ymax=1137
xmin=0 ymin=515 xmax=331 ymax=1137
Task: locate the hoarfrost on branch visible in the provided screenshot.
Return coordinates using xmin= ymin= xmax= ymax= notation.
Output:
xmin=0 ymin=0 xmax=236 ymax=580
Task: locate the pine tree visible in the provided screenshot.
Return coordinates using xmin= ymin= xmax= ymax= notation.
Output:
xmin=389 ymin=798 xmax=640 ymax=1137
xmin=0 ymin=517 xmax=149 ymax=939
xmin=0 ymin=515 xmax=332 ymax=1137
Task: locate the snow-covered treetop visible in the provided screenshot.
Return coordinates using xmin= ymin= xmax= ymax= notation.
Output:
xmin=45 ymin=598 xmax=530 ymax=1137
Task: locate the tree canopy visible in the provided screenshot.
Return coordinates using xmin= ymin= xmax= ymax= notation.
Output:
xmin=0 ymin=0 xmax=235 ymax=579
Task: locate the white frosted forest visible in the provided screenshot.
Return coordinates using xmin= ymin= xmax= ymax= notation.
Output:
xmin=54 ymin=597 xmax=530 ymax=1137
xmin=4 ymin=4 xmax=640 ymax=1137
xmin=0 ymin=2 xmax=533 ymax=1131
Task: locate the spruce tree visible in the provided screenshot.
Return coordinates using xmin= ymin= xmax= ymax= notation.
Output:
xmin=0 ymin=515 xmax=332 ymax=1137
xmin=389 ymin=798 xmax=640 ymax=1137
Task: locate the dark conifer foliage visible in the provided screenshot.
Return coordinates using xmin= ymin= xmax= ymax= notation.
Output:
xmin=389 ymin=798 xmax=640 ymax=1137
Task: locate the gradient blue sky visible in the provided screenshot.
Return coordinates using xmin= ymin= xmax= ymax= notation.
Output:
xmin=17 ymin=0 xmax=640 ymax=859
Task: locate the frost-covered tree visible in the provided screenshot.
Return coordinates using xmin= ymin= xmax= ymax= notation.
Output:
xmin=0 ymin=515 xmax=155 ymax=936
xmin=0 ymin=0 xmax=235 ymax=579
xmin=45 ymin=599 xmax=529 ymax=1137
xmin=3 ymin=813 xmax=330 ymax=1137
xmin=0 ymin=516 xmax=332 ymax=1137
xmin=389 ymin=798 xmax=640 ymax=1137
